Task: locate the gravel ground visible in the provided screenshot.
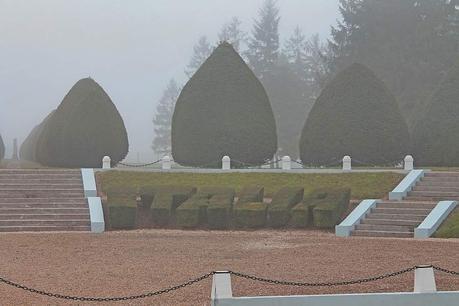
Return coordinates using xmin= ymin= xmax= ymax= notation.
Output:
xmin=0 ymin=230 xmax=458 ymax=305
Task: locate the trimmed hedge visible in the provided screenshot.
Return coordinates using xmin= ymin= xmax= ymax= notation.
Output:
xmin=176 ymin=187 xmax=235 ymax=228
xmin=171 ymin=42 xmax=277 ymax=167
xmin=104 ymin=186 xmax=139 ymax=229
xmin=291 ymin=188 xmax=350 ymax=228
xmin=238 ymin=186 xmax=264 ymax=204
xmin=299 ymin=63 xmax=410 ymax=166
xmin=20 ymin=110 xmax=55 ymax=161
xmin=35 ymin=78 xmax=129 ymax=168
xmin=413 ymin=61 xmax=459 ymax=166
xmin=0 ymin=134 xmax=4 ymax=161
xmin=234 ymin=202 xmax=268 ymax=228
xmin=207 ymin=192 xmax=236 ymax=229
xmin=267 ymin=187 xmax=304 ymax=227
xmin=150 ymin=186 xmax=196 ymax=226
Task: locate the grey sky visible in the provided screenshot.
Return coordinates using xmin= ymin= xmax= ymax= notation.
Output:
xmin=0 ymin=0 xmax=340 ymax=161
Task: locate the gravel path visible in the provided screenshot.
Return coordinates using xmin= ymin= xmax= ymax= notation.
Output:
xmin=0 ymin=230 xmax=458 ymax=305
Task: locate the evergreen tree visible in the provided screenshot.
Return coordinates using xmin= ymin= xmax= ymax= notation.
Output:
xmin=218 ymin=17 xmax=247 ymax=52
xmin=283 ymin=26 xmax=308 ymax=81
xmin=152 ymin=79 xmax=180 ymax=156
xmin=0 ymin=134 xmax=4 ymax=161
xmin=245 ymin=0 xmax=280 ymax=79
xmin=185 ymin=36 xmax=213 ymax=78
xmin=329 ymin=0 xmax=459 ymax=128
xmin=304 ymin=34 xmax=332 ymax=98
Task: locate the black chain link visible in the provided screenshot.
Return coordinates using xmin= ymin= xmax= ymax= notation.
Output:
xmin=228 ymin=266 xmax=416 ymax=287
xmin=117 ymin=159 xmax=162 ymax=168
xmin=1 ymin=266 xmax=457 ymax=302
xmin=0 ymin=272 xmax=214 ymax=302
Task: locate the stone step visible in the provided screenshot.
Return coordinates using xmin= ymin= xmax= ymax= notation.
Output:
xmin=0 ymin=214 xmax=89 ymax=220
xmin=0 ymin=203 xmax=88 ymax=208
xmin=0 ymin=170 xmax=80 ymax=175
xmin=372 ymin=207 xmax=431 ymax=215
xmin=0 ymin=225 xmax=90 ymax=232
xmin=0 ymin=174 xmax=81 ymax=180
xmin=0 ymin=208 xmax=89 ymax=214
xmin=417 ymin=180 xmax=459 ymax=187
xmin=0 ymin=197 xmax=87 ymax=204
xmin=376 ymin=201 xmax=436 ymax=209
xmin=355 ymin=224 xmax=414 ymax=232
xmin=361 ymin=218 xmax=421 ymax=227
xmin=351 ymin=230 xmax=413 ymax=238
xmin=0 ymin=184 xmax=83 ymax=190
xmin=0 ymin=191 xmax=84 ymax=198
xmin=408 ymin=190 xmax=459 ymax=197
xmin=0 ymin=179 xmax=82 ymax=184
xmin=366 ymin=213 xmax=426 ymax=221
xmin=405 ymin=196 xmax=459 ymax=201
xmin=0 ymin=220 xmax=90 ymax=226
xmin=412 ymin=186 xmax=459 ymax=193
xmin=424 ymin=172 xmax=459 ymax=177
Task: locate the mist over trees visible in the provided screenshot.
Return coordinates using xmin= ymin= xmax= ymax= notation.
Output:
xmin=0 ymin=134 xmax=4 ymax=161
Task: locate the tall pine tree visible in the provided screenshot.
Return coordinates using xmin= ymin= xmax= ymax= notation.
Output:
xmin=218 ymin=17 xmax=247 ymax=52
xmin=152 ymin=79 xmax=180 ymax=156
xmin=185 ymin=36 xmax=213 ymax=78
xmin=245 ymin=0 xmax=280 ymax=80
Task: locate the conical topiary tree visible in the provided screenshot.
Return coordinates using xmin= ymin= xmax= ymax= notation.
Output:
xmin=20 ymin=110 xmax=55 ymax=162
xmin=171 ymin=42 xmax=277 ymax=167
xmin=0 ymin=134 xmax=4 ymax=161
xmin=413 ymin=61 xmax=459 ymax=166
xmin=299 ymin=63 xmax=410 ymax=166
xmin=36 ymin=78 xmax=129 ymax=168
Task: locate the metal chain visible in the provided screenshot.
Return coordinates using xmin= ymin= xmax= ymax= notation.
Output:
xmin=433 ymin=266 xmax=459 ymax=276
xmin=0 ymin=272 xmax=214 ymax=302
xmin=228 ymin=267 xmax=416 ymax=287
xmin=118 ymin=159 xmax=162 ymax=168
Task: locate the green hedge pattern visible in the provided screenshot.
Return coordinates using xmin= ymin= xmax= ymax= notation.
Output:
xmin=267 ymin=187 xmax=304 ymax=227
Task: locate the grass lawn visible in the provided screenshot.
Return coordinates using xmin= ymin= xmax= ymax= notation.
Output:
xmin=436 ymin=208 xmax=459 ymax=238
xmin=97 ymin=170 xmax=404 ymax=199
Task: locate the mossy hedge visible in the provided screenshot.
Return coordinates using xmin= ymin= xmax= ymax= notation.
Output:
xmin=267 ymin=187 xmax=304 ymax=227
xmin=20 ymin=110 xmax=55 ymax=161
xmin=234 ymin=202 xmax=268 ymax=228
xmin=238 ymin=186 xmax=264 ymax=204
xmin=0 ymin=134 xmax=4 ymax=161
xmin=291 ymin=188 xmax=350 ymax=228
xmin=104 ymin=186 xmax=138 ymax=229
xmin=149 ymin=186 xmax=196 ymax=226
xmin=413 ymin=61 xmax=459 ymax=166
xmin=299 ymin=63 xmax=410 ymax=166
xmin=35 ymin=78 xmax=129 ymax=168
xmin=171 ymin=42 xmax=277 ymax=167
xmin=176 ymin=187 xmax=235 ymax=228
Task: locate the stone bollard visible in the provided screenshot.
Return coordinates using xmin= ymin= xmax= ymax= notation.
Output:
xmin=343 ymin=155 xmax=351 ymax=171
xmin=404 ymin=155 xmax=414 ymax=171
xmin=414 ymin=265 xmax=437 ymax=293
xmin=222 ymin=156 xmax=231 ymax=170
xmin=282 ymin=156 xmax=291 ymax=170
xmin=162 ymin=155 xmax=171 ymax=170
xmin=102 ymin=156 xmax=111 ymax=169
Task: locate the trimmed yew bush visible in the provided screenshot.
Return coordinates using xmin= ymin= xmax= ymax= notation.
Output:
xmin=299 ymin=63 xmax=410 ymax=166
xmin=171 ymin=42 xmax=277 ymax=167
xmin=238 ymin=186 xmax=264 ymax=204
xmin=20 ymin=110 xmax=55 ymax=161
xmin=267 ymin=187 xmax=304 ymax=227
xmin=413 ymin=61 xmax=459 ymax=166
xmin=36 ymin=78 xmax=128 ymax=168
xmin=150 ymin=186 xmax=196 ymax=226
xmin=234 ymin=202 xmax=268 ymax=228
xmin=104 ymin=186 xmax=139 ymax=229
xmin=0 ymin=134 xmax=4 ymax=161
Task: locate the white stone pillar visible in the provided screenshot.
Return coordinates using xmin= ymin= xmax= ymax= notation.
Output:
xmin=222 ymin=156 xmax=231 ymax=170
xmin=282 ymin=156 xmax=291 ymax=170
xmin=343 ymin=155 xmax=352 ymax=171
xmin=414 ymin=266 xmax=437 ymax=293
xmin=211 ymin=271 xmax=233 ymax=306
xmin=404 ymin=155 xmax=414 ymax=171
xmin=102 ymin=156 xmax=111 ymax=169
xmin=162 ymin=155 xmax=171 ymax=170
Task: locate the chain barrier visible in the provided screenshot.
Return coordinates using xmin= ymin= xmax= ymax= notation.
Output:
xmin=117 ymin=159 xmax=162 ymax=168
xmin=232 ymin=159 xmax=282 ymax=169
xmin=292 ymin=158 xmax=342 ymax=169
xmin=1 ymin=265 xmax=456 ymax=302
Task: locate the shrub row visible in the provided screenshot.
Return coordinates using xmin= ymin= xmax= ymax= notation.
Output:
xmin=102 ymin=185 xmax=350 ymax=230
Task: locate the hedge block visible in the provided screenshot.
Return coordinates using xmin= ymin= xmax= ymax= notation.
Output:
xmin=234 ymin=202 xmax=268 ymax=228
xmin=104 ymin=186 xmax=139 ymax=229
xmin=176 ymin=187 xmax=235 ymax=228
xmin=238 ymin=186 xmax=264 ymax=204
xmin=151 ymin=186 xmax=196 ymax=226
xmin=309 ymin=188 xmax=351 ymax=228
xmin=291 ymin=202 xmax=309 ymax=228
xmin=207 ymin=192 xmax=236 ymax=229
xmin=267 ymin=187 xmax=304 ymax=227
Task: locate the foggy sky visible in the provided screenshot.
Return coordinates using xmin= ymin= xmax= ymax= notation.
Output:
xmin=0 ymin=0 xmax=340 ymax=161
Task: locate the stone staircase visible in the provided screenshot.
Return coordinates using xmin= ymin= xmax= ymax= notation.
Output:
xmin=0 ymin=169 xmax=91 ymax=232
xmin=352 ymin=171 xmax=458 ymax=238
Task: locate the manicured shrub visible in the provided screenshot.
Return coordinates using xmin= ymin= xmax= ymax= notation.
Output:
xmin=267 ymin=187 xmax=304 ymax=227
xmin=176 ymin=187 xmax=235 ymax=228
xmin=150 ymin=186 xmax=196 ymax=226
xmin=0 ymin=134 xmax=4 ymax=161
xmin=207 ymin=192 xmax=236 ymax=229
xmin=35 ymin=78 xmax=129 ymax=168
xmin=20 ymin=110 xmax=55 ymax=161
xmin=103 ymin=186 xmax=138 ymax=229
xmin=299 ymin=63 xmax=410 ymax=166
xmin=171 ymin=42 xmax=277 ymax=167
xmin=238 ymin=186 xmax=264 ymax=204
xmin=413 ymin=61 xmax=459 ymax=166
xmin=291 ymin=202 xmax=310 ymax=228
xmin=234 ymin=202 xmax=268 ymax=228
xmin=310 ymin=188 xmax=350 ymax=228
